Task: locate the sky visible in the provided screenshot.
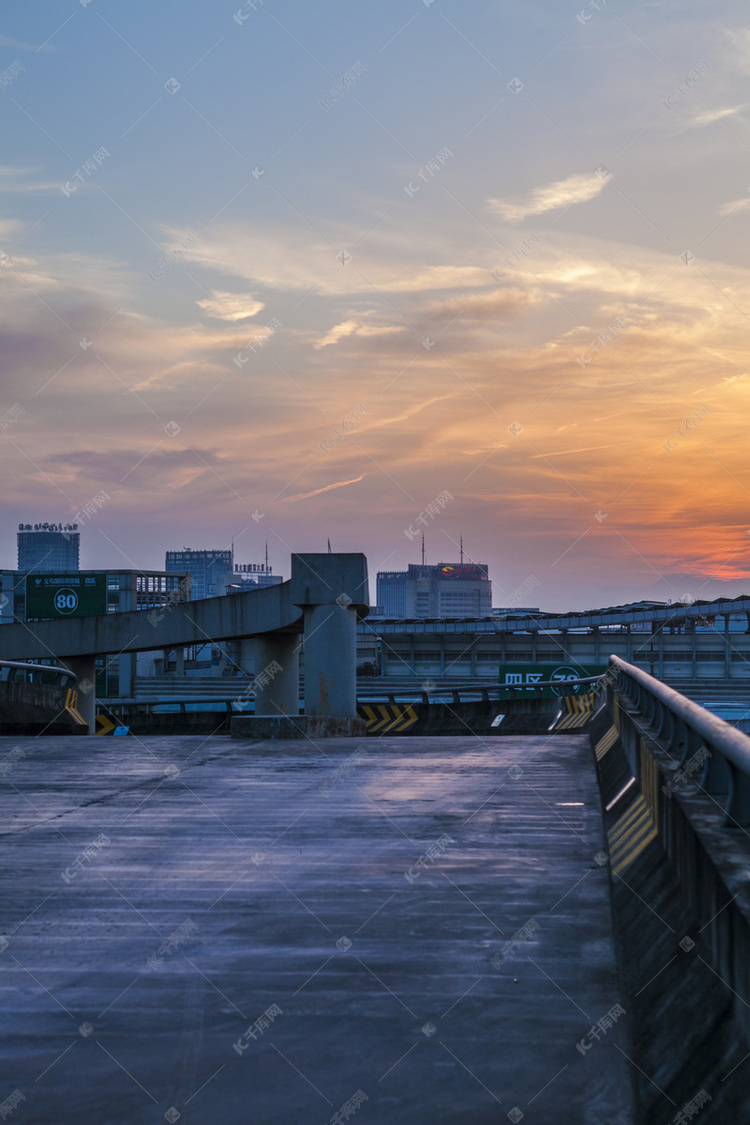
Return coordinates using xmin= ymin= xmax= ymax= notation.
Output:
xmin=2 ymin=0 xmax=750 ymax=611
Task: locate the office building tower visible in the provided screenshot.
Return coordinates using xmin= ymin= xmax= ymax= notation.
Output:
xmin=165 ymin=548 xmax=233 ymax=600
xmin=377 ymin=562 xmax=492 ymax=619
xmin=17 ymin=522 xmax=79 ymax=574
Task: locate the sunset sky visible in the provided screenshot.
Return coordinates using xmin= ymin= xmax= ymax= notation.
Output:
xmin=2 ymin=0 xmax=750 ymax=610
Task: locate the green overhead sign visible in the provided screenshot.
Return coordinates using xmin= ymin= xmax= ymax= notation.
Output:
xmin=499 ymin=663 xmax=607 ymax=698
xmin=26 ymin=574 xmax=107 ymax=620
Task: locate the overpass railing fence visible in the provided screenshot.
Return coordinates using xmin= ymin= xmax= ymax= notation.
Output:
xmin=102 ymin=676 xmax=603 ymax=716
xmin=604 ymin=654 xmax=750 ymax=827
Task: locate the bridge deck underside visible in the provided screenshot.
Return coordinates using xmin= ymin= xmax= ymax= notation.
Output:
xmin=0 ymin=733 xmax=632 ymax=1124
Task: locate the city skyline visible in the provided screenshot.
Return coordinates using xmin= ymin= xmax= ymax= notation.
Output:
xmin=3 ymin=1 xmax=750 ymax=610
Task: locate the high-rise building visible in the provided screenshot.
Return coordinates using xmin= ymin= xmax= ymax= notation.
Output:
xmin=165 ymin=548 xmax=233 ymax=600
xmin=377 ymin=562 xmax=492 ymax=619
xmin=376 ymin=571 xmax=407 ymax=617
xmin=17 ymin=522 xmax=79 ymax=573
xmin=231 ymin=561 xmax=282 ymax=590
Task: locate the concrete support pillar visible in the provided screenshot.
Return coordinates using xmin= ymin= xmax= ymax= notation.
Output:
xmin=63 ymin=655 xmax=97 ymax=734
xmin=174 ymin=647 xmax=184 ymax=676
xmin=118 ymin=652 xmax=135 ymax=699
xmin=253 ymin=634 xmax=300 ymax=715
xmin=303 ymin=604 xmax=357 ymax=717
xmin=238 ymin=638 xmax=255 ymax=676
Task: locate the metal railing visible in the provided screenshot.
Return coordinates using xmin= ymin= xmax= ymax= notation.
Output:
xmin=605 ymin=654 xmax=750 ymax=826
xmin=105 ymin=699 xmax=252 ymax=716
xmin=358 ymin=677 xmax=602 ymax=706
xmin=105 ymin=677 xmax=603 ymax=714
xmin=0 ymin=660 xmax=77 ymax=687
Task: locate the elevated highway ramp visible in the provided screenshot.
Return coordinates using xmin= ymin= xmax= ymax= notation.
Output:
xmin=0 ymin=732 xmax=631 ymax=1124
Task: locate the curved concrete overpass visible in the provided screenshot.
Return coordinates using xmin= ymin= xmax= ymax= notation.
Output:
xmin=0 ymin=553 xmax=368 ymax=732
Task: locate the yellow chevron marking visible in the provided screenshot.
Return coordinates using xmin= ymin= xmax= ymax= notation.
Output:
xmin=608 ymin=742 xmax=660 ymax=875
xmin=595 ymin=725 xmax=618 ymax=761
xmin=562 ymin=711 xmax=593 ymax=729
xmin=65 ymin=688 xmax=87 ymax=728
xmin=96 ymin=713 xmax=116 ymax=735
xmin=562 ymin=692 xmax=596 ymax=714
xmin=371 ymin=705 xmax=394 ymax=733
xmin=549 ymin=694 xmax=597 ymax=732
xmin=553 ymin=711 xmax=592 ymax=731
xmin=392 ymin=704 xmax=418 ymax=732
xmin=608 ymin=795 xmax=648 ymax=843
xmin=611 ymin=821 xmax=659 ymax=875
xmin=610 ymin=811 xmax=654 ymax=862
xmin=358 ymin=704 xmax=420 ymax=735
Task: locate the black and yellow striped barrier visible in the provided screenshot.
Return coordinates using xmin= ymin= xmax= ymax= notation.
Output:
xmin=64 ymin=688 xmax=87 ymax=729
xmin=548 ymin=691 xmax=598 ymax=732
xmin=594 ymin=723 xmax=619 ymax=762
xmin=357 ymin=703 xmax=419 ymax=735
xmin=607 ymin=742 xmax=659 ymax=875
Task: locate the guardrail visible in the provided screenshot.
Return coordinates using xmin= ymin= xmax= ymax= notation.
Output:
xmin=359 ymin=677 xmax=601 ymax=706
xmin=105 ymin=677 xmax=602 ymax=715
xmin=105 ymin=699 xmax=251 ymax=716
xmin=605 ymin=654 xmax=750 ymax=826
xmin=0 ymin=660 xmax=77 ymax=686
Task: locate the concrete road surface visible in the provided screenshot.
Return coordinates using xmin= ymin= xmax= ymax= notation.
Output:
xmin=0 ymin=733 xmax=633 ymax=1124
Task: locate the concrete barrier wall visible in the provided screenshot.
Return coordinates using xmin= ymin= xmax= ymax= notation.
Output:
xmin=0 ymin=681 xmax=85 ymax=735
xmin=112 ymin=697 xmax=563 ymax=738
xmin=116 ymin=712 xmax=232 ymax=736
xmin=368 ymin=697 xmax=559 ymax=736
xmin=590 ymin=698 xmax=750 ymax=1123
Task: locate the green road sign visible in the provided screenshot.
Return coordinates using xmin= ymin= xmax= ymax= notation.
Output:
xmin=26 ymin=574 xmax=107 ymax=620
xmin=499 ymin=663 xmax=607 ymax=697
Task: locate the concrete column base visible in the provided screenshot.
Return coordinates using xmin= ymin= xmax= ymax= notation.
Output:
xmin=251 ymin=634 xmax=300 ymax=715
xmin=231 ymin=714 xmax=366 ymax=740
xmin=302 ymin=603 xmax=357 ymax=718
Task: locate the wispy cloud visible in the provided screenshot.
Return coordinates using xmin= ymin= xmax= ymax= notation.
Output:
xmin=173 ymin=222 xmax=489 ymax=296
xmin=278 ymin=475 xmax=366 ymax=503
xmin=0 ymin=166 xmax=60 ymax=194
xmin=691 ymin=104 xmax=745 ymax=127
xmin=196 ymin=290 xmax=265 ymax=321
xmin=0 ymin=34 xmax=55 ymax=53
xmin=425 ymin=288 xmax=542 ymax=321
xmin=718 ymin=196 xmax=750 ymax=217
xmin=313 ymin=318 xmax=405 ymax=348
xmin=487 ymin=172 xmax=612 ymax=223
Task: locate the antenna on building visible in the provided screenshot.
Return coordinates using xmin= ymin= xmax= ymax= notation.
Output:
xmin=460 ymin=535 xmax=464 ymax=564
xmin=421 ymin=534 xmax=425 ymax=565
xmin=265 ymin=541 xmax=269 ymax=572
xmin=327 ymin=538 xmax=332 ymax=553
